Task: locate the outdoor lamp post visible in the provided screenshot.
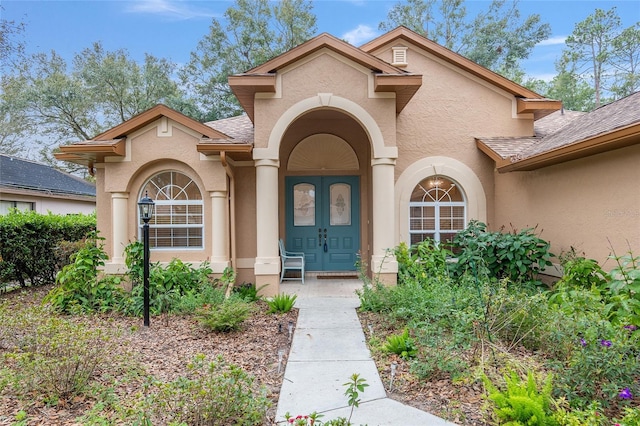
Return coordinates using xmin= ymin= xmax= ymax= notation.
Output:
xmin=138 ymin=192 xmax=155 ymax=327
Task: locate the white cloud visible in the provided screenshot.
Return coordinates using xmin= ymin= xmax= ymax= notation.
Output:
xmin=125 ymin=0 xmax=217 ymax=20
xmin=342 ymin=24 xmax=379 ymax=45
xmin=538 ymin=36 xmax=567 ymax=46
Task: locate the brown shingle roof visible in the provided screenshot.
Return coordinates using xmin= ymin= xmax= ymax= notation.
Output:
xmin=205 ymin=114 xmax=254 ymax=144
xmin=477 ymin=91 xmax=640 ymax=171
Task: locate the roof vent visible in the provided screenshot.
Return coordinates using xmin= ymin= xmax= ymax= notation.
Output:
xmin=392 ymin=46 xmax=408 ymax=67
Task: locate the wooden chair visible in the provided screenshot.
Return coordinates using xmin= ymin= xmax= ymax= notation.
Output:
xmin=279 ymin=239 xmax=305 ymax=284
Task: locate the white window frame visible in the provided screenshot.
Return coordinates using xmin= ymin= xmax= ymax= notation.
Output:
xmin=409 ymin=178 xmax=466 ymax=244
xmin=139 ymin=171 xmax=204 ymax=250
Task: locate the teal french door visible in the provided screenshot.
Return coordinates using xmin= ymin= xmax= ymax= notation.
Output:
xmin=285 ymin=176 xmax=360 ymax=271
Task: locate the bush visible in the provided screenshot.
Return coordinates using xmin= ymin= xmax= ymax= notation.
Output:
xmin=143 ymin=354 xmax=270 ymax=425
xmin=395 ymin=239 xmax=451 ymax=285
xmin=233 ymin=282 xmax=264 ymax=302
xmin=382 ymin=328 xmax=417 ymax=359
xmin=197 ymin=299 xmax=254 ymax=332
xmin=0 ymin=304 xmax=115 ymax=403
xmin=45 ymin=234 xmax=126 ymax=313
xmin=267 ymin=293 xmax=297 ymax=313
xmin=0 ymin=210 xmax=95 ymax=286
xmin=451 ymin=220 xmax=553 ymax=285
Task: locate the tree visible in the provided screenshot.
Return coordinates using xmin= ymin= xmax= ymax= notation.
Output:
xmin=0 ymin=44 xmax=194 ymax=170
xmin=179 ymin=0 xmax=317 ymax=121
xmin=379 ymin=0 xmax=550 ymax=75
xmin=561 ymin=8 xmax=621 ymax=108
xmin=610 ymin=23 xmax=640 ymax=98
xmin=0 ymin=6 xmax=25 ymax=71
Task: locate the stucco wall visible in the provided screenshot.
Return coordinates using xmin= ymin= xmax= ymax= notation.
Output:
xmin=494 ymin=144 xmax=640 ymax=266
xmin=97 ymin=118 xmax=228 ymax=269
xmin=0 ymin=191 xmax=95 ymax=215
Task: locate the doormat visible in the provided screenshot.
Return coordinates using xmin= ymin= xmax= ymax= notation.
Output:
xmin=316 ymin=272 xmax=359 ymax=280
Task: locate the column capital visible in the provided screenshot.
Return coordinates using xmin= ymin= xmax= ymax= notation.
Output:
xmin=371 ymin=157 xmax=396 ymax=166
xmin=210 ymin=190 xmax=227 ymax=199
xmin=111 ymin=192 xmax=129 ymax=199
xmin=255 ymin=158 xmax=280 ymax=168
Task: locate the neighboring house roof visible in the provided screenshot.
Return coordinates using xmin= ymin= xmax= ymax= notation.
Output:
xmin=0 ymin=154 xmax=95 ymax=198
xmin=477 ymin=91 xmax=640 ymax=172
xmin=228 ymin=31 xmax=424 ymax=121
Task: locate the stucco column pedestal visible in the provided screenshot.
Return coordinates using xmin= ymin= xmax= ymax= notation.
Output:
xmin=105 ymin=192 xmax=129 ymax=274
xmin=254 ymin=159 xmax=281 ymax=296
xmin=210 ymin=190 xmax=230 ymax=273
xmin=371 ymin=158 xmax=398 ymax=285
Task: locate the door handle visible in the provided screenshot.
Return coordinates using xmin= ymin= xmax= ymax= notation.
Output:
xmin=318 ymin=228 xmax=322 ymax=246
xmin=323 ymin=228 xmax=328 ymax=252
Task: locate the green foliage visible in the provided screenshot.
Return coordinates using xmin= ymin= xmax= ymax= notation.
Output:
xmin=180 ymin=0 xmax=317 ymax=121
xmin=604 ymin=249 xmax=640 ymax=325
xmin=197 ymin=299 xmax=254 ymax=332
xmin=124 ymin=240 xmax=144 ymax=287
xmin=233 ymin=281 xmax=264 ymax=302
xmin=483 ymin=370 xmax=558 ymax=426
xmin=45 ymin=233 xmax=127 ymax=313
xmin=124 ymin=259 xmax=213 ymax=317
xmin=382 ymin=328 xmax=417 ymax=359
xmin=343 ymin=373 xmax=368 ymax=424
xmin=379 ymin=0 xmax=551 ymax=73
xmin=451 ymin=220 xmax=553 ymax=285
xmin=0 ymin=210 xmax=95 ymax=286
xmin=557 ymin=251 xmax=607 ymax=290
xmin=395 ymin=239 xmax=451 ymax=285
xmin=143 ymin=354 xmax=270 ymax=425
xmin=267 ymin=292 xmax=298 ymax=313
xmin=0 ymin=304 xmax=115 ymax=402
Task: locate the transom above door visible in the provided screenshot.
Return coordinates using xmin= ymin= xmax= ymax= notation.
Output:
xmin=285 ymin=176 xmax=360 ymax=271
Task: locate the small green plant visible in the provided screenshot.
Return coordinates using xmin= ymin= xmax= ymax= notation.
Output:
xmin=267 ymin=293 xmax=297 ymax=313
xmin=483 ymin=370 xmax=557 ymax=426
xmin=233 ymin=282 xmax=265 ymax=302
xmin=382 ymin=328 xmax=417 ymax=359
xmin=284 ymin=374 xmax=368 ymax=426
xmin=197 ymin=299 xmax=254 ymax=332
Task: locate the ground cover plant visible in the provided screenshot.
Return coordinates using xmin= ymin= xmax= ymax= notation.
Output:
xmin=358 ymin=226 xmax=640 ymax=425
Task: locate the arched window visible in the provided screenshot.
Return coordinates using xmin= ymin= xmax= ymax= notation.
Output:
xmin=409 ymin=176 xmax=466 ymax=245
xmin=139 ymin=171 xmax=203 ymax=249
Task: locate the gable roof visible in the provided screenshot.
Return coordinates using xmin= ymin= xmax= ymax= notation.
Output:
xmin=228 ymin=32 xmax=423 ymax=122
xmin=477 ymin=91 xmax=640 ymax=172
xmin=55 ymin=104 xmax=253 ymax=168
xmin=0 ymin=155 xmax=95 ymax=198
xmin=361 ymin=27 xmax=561 ymax=120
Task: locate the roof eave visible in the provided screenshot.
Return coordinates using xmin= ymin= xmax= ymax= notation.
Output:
xmin=517 ymin=98 xmax=563 ymax=120
xmin=196 ymin=142 xmax=254 ymax=162
xmin=374 ymin=74 xmax=423 ymax=113
xmin=498 ymin=123 xmax=640 ymax=173
xmin=228 ymin=74 xmax=277 ymax=123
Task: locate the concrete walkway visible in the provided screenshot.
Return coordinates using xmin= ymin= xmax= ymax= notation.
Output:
xmin=276 ymin=276 xmax=456 ymax=426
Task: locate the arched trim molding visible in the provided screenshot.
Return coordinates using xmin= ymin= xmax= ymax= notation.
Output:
xmin=253 ymin=93 xmax=397 ymax=161
xmin=395 ymin=156 xmax=487 ymax=245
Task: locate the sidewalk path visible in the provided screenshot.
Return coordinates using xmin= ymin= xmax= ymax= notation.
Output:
xmin=276 ymin=277 xmax=456 ymax=426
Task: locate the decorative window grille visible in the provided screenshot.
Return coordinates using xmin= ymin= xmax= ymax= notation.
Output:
xmin=409 ymin=176 xmax=466 ymax=245
xmin=392 ymin=46 xmax=408 ymax=66
xmin=139 ymin=171 xmax=204 ymax=249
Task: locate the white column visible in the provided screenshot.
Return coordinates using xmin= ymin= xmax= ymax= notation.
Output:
xmin=111 ymin=192 xmax=129 ymax=265
xmin=210 ymin=190 xmax=230 ymax=272
xmin=254 ymin=159 xmax=280 ymax=276
xmin=371 ymin=158 xmax=398 ymax=274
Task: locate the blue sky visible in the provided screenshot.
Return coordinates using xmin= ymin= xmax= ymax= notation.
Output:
xmin=2 ymin=0 xmax=639 ymax=81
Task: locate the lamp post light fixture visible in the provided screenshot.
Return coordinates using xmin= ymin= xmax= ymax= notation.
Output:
xmin=288 ymin=320 xmax=294 ymax=342
xmin=138 ymin=192 xmax=155 ymax=327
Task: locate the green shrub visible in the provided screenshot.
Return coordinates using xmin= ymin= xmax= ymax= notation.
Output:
xmin=143 ymin=354 xmax=270 ymax=425
xmin=45 ymin=233 xmax=126 ymax=313
xmin=0 ymin=210 xmax=95 ymax=286
xmin=483 ymin=370 xmax=557 ymax=426
xmin=395 ymin=239 xmax=451 ymax=285
xmin=0 ymin=304 xmax=114 ymax=402
xmin=197 ymin=299 xmax=254 ymax=332
xmin=451 ymin=220 xmax=553 ymax=285
xmin=605 ymin=249 xmax=640 ymax=326
xmin=267 ymin=293 xmax=297 ymax=313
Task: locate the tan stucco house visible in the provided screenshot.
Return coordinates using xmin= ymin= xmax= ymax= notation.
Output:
xmin=56 ymin=27 xmax=640 ymax=294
